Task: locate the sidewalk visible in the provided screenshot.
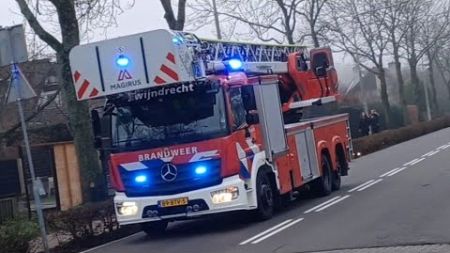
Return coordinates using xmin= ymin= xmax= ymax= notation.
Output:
xmin=310 ymin=244 xmax=450 ymax=253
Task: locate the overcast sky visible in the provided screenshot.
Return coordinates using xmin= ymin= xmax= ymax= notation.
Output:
xmin=0 ymin=0 xmax=354 ymax=81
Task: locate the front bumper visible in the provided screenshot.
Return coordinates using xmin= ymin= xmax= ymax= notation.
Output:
xmin=114 ymin=175 xmax=255 ymax=225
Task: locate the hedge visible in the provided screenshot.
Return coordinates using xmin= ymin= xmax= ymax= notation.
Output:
xmin=45 ymin=200 xmax=140 ymax=253
xmin=353 ymin=116 xmax=450 ymax=156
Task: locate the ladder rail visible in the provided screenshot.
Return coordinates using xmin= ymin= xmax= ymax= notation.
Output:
xmin=178 ymin=31 xmax=306 ymax=63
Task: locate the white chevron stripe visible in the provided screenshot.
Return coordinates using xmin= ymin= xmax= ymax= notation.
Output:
xmin=121 ymin=162 xmax=148 ymax=171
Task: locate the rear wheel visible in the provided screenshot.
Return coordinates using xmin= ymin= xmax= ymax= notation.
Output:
xmin=331 ymin=168 xmax=341 ymax=191
xmin=254 ymin=170 xmax=275 ymax=220
xmin=313 ymin=154 xmax=332 ymax=196
xmin=332 ymin=155 xmax=345 ymax=191
xmin=141 ymin=221 xmax=168 ymax=236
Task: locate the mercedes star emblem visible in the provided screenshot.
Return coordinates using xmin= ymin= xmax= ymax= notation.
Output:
xmin=161 ymin=163 xmax=178 ymax=182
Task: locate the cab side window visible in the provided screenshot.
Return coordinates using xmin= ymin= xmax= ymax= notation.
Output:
xmin=229 ymin=87 xmax=247 ymax=130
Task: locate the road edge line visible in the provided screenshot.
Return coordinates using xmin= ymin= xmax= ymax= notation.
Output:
xmin=251 ymin=218 xmax=304 ymax=244
xmin=239 ymin=219 xmax=293 ymax=245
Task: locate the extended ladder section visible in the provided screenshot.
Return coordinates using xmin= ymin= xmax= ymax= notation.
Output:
xmin=176 ymin=31 xmax=306 ymax=75
xmin=69 ymin=29 xmax=336 ymax=108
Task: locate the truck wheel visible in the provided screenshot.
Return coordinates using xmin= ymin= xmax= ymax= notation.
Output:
xmin=331 ymin=169 xmax=341 ymax=191
xmin=332 ymin=157 xmax=344 ymax=191
xmin=254 ymin=170 xmax=275 ymax=220
xmin=313 ymin=154 xmax=332 ymax=196
xmin=141 ymin=221 xmax=168 ymax=236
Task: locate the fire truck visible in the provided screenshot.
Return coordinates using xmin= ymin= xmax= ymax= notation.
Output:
xmin=69 ymin=29 xmax=351 ymax=235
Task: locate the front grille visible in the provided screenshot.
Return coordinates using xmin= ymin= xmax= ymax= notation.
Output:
xmin=120 ymin=159 xmax=222 ymax=197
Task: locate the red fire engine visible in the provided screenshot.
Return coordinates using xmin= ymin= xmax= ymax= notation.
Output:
xmin=69 ymin=30 xmax=351 ymax=235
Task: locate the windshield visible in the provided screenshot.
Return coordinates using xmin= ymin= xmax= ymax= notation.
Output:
xmin=110 ymin=84 xmax=228 ymax=150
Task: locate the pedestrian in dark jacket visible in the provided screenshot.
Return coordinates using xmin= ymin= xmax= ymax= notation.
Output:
xmin=369 ymin=109 xmax=380 ymax=134
xmin=359 ymin=112 xmax=370 ymax=136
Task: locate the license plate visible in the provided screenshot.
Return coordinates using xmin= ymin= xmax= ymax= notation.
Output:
xmin=159 ymin=197 xmax=189 ymax=207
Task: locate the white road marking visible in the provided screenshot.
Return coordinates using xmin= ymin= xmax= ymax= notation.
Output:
xmin=427 ymin=150 xmax=440 ymax=156
xmin=380 ymin=168 xmax=401 ymax=177
xmin=303 ymin=196 xmax=342 ymax=213
xmin=437 ymin=144 xmax=448 ymax=150
xmin=409 ymin=157 xmax=425 ymax=166
xmin=239 ymin=219 xmax=293 ymax=245
xmin=314 ymin=195 xmax=350 ymax=212
xmin=422 ymin=151 xmax=435 ymax=157
xmin=404 ymin=158 xmax=420 ymax=166
xmin=348 ymin=180 xmax=375 ymax=192
xmin=250 ymin=218 xmax=304 ymax=244
xmin=386 ymin=167 xmax=407 ymax=177
xmin=79 ymin=233 xmax=140 ymax=253
xmin=357 ymin=179 xmax=383 ymax=192
xmin=442 ymin=144 xmax=450 ymax=149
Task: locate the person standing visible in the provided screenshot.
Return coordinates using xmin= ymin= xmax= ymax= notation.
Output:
xmin=369 ymin=109 xmax=380 ymax=134
xmin=359 ymin=112 xmax=370 ymax=137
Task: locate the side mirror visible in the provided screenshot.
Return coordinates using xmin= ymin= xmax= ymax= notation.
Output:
xmin=246 ymin=113 xmax=259 ymax=125
xmin=315 ymin=66 xmax=327 ymax=77
xmin=91 ymin=109 xmax=102 ymax=148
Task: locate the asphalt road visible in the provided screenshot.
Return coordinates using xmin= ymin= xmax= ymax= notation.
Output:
xmin=83 ymin=128 xmax=450 ymax=253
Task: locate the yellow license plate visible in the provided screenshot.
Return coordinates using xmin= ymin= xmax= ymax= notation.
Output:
xmin=159 ymin=197 xmax=189 ymax=207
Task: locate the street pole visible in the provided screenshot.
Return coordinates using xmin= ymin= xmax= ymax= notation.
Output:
xmin=423 ymin=81 xmax=432 ymax=121
xmin=10 ymin=66 xmax=50 ymax=253
xmin=211 ymin=0 xmax=222 ymax=40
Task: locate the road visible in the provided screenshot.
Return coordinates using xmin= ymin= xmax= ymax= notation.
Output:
xmin=83 ymin=128 xmax=450 ymax=253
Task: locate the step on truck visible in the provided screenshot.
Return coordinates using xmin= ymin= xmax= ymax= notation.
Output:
xmin=69 ymin=29 xmax=352 ymax=235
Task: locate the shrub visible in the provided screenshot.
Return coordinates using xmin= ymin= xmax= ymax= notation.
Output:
xmin=46 ymin=200 xmax=119 ymax=242
xmin=46 ymin=200 xmax=140 ymax=252
xmin=353 ymin=116 xmax=450 ymax=156
xmin=0 ymin=218 xmax=39 ymax=253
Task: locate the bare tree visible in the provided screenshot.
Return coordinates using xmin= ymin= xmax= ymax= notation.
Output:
xmin=295 ymin=0 xmax=329 ymax=47
xmin=15 ymin=0 xmax=128 ymax=202
xmin=381 ymin=0 xmax=410 ymax=124
xmin=401 ymin=0 xmax=450 ymax=119
xmin=328 ymin=0 xmax=392 ymax=125
xmin=435 ymin=44 xmax=450 ymax=101
xmin=187 ymin=0 xmax=303 ymax=44
xmin=160 ymin=0 xmax=188 ymax=30
xmin=420 ymin=8 xmax=450 ymax=115
xmin=187 ymin=0 xmax=330 ymax=46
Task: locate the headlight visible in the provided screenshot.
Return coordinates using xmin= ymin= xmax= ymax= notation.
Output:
xmin=116 ymin=201 xmax=138 ymax=216
xmin=211 ymin=186 xmax=239 ymax=204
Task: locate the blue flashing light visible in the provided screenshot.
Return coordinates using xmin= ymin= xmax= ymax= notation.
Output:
xmin=228 ymin=59 xmax=243 ymax=70
xmin=172 ymin=36 xmax=184 ymax=44
xmin=134 ymin=175 xmax=147 ymax=183
xmin=116 ymin=55 xmax=130 ymax=67
xmin=195 ymin=166 xmax=208 ymax=175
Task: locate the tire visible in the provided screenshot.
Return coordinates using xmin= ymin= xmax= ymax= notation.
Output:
xmin=254 ymin=170 xmax=275 ymax=220
xmin=331 ymin=169 xmax=341 ymax=191
xmin=332 ymin=156 xmax=345 ymax=191
xmin=313 ymin=154 xmax=332 ymax=196
xmin=141 ymin=221 xmax=168 ymax=236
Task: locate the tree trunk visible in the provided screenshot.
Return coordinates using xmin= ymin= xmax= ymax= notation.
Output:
xmin=409 ymin=60 xmax=426 ymax=120
xmin=393 ymin=46 xmax=408 ymax=125
xmin=57 ymin=2 xmax=106 ymax=202
xmin=426 ymin=51 xmax=439 ymax=115
xmin=310 ymin=24 xmax=320 ymax=47
xmin=445 ymin=81 xmax=450 ymax=101
xmin=377 ymin=68 xmax=391 ymax=127
xmin=58 ymin=52 xmax=106 ymax=202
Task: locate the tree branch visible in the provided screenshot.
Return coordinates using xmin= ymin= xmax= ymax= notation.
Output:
xmin=15 ymin=0 xmax=63 ymax=52
xmin=0 ymin=88 xmax=61 ymax=141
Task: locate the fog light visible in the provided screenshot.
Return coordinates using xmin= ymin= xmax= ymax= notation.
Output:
xmin=116 ymin=201 xmax=138 ymax=216
xmin=211 ymin=186 xmax=239 ymax=204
